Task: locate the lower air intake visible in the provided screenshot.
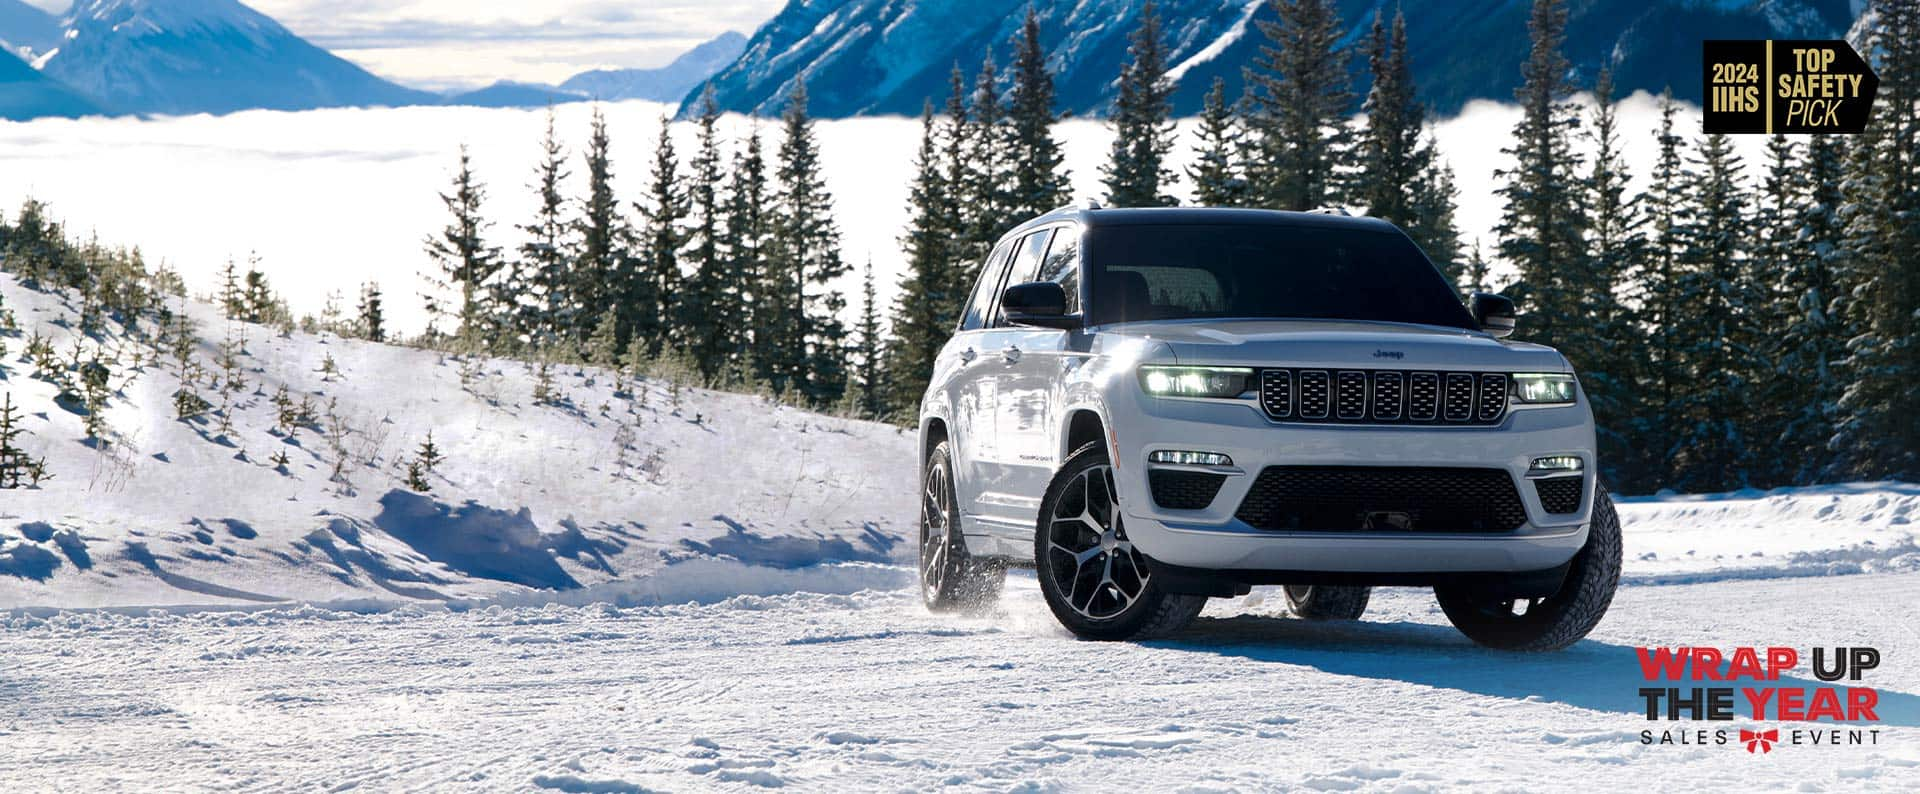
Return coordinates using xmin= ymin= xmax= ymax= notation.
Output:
xmin=1234 ymin=466 xmax=1528 ymax=532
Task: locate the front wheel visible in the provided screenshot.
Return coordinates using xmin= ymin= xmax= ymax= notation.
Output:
xmin=1035 ymin=442 xmax=1206 ymax=640
xmin=1435 ymin=488 xmax=1622 ymax=651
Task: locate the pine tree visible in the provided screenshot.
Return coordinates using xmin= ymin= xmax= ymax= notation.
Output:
xmin=725 ymin=125 xmax=772 ymax=378
xmin=1353 ymin=10 xmax=1421 ymax=225
xmin=357 ymin=282 xmax=386 ymax=343
xmin=1493 ymin=0 xmax=1587 ymax=353
xmin=518 ymin=108 xmax=573 ymax=349
xmin=574 ymin=107 xmax=631 ymax=346
xmin=1005 ymin=7 xmax=1071 ymax=218
xmin=854 ymin=257 xmax=886 ymax=419
xmin=1460 ymin=240 xmax=1492 ymax=295
xmin=404 ymin=432 xmax=444 ymax=493
xmin=1829 ymin=0 xmax=1920 ymax=480
xmin=633 ymin=115 xmax=688 ymax=355
xmin=681 ymin=88 xmax=732 ymax=381
xmin=218 ymin=259 xmax=244 ymax=318
xmin=1578 ymin=67 xmax=1650 ymax=489
xmin=0 ymin=392 xmax=39 ymax=490
xmin=963 ymin=55 xmax=1012 ymax=251
xmin=423 ymin=146 xmax=505 ymax=346
xmin=1774 ymin=134 xmax=1849 ymax=483
xmin=1188 ymin=76 xmax=1248 ymax=207
xmin=767 ymin=80 xmax=850 ymax=407
xmin=1244 ymin=0 xmax=1352 ymax=211
xmin=1405 ymin=152 xmax=1464 ymax=280
xmin=1102 ymin=0 xmax=1176 ymax=207
xmin=886 ymin=102 xmax=961 ymax=414
xmin=1668 ymin=132 xmax=1754 ymax=492
xmin=1636 ymin=91 xmax=1690 ymax=487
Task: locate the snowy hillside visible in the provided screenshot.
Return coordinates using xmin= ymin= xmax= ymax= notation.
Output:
xmin=692 ymin=0 xmax=1857 ymax=118
xmin=0 ymin=271 xmax=918 ymax=609
xmin=4 ymin=266 xmax=1916 ymax=611
xmin=42 ymin=0 xmax=434 ymax=115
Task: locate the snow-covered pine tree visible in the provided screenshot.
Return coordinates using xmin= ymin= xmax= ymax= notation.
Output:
xmin=357 ymin=281 xmax=385 ymax=342
xmin=633 ymin=116 xmax=688 ymax=356
xmin=1494 ymin=0 xmax=1587 ymax=354
xmin=1578 ymin=67 xmax=1651 ymax=490
xmin=1102 ymin=0 xmax=1176 ymax=208
xmin=854 ymin=257 xmax=886 ymax=419
xmin=682 ymin=88 xmax=733 ymax=381
xmin=1770 ymin=134 xmax=1849 ymax=483
xmin=517 ymin=109 xmax=573 ymax=350
xmin=1667 ymin=132 xmax=1755 ymax=492
xmin=1243 ymin=0 xmax=1352 ymax=211
xmin=422 ymin=146 xmax=506 ymax=348
xmin=574 ymin=108 xmax=632 ymax=346
xmin=1006 ymin=7 xmax=1071 ymax=219
xmin=724 ymin=125 xmax=771 ymax=381
xmin=886 ymin=102 xmax=960 ymax=415
xmin=1188 ymin=77 xmax=1248 ymax=207
xmin=769 ymin=80 xmax=850 ymax=407
xmin=1828 ymin=0 xmax=1920 ymax=481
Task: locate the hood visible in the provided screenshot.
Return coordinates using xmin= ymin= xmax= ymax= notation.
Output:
xmin=1102 ymin=319 xmax=1572 ymax=373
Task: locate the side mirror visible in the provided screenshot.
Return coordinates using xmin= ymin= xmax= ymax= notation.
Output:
xmin=1470 ymin=292 xmax=1517 ymax=338
xmin=1002 ymin=281 xmax=1079 ymax=329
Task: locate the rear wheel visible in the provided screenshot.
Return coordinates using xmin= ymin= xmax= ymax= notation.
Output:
xmin=1035 ymin=442 xmax=1205 ymax=640
xmin=920 ymin=441 xmax=1003 ymax=612
xmin=1435 ymin=488 xmax=1622 ymax=651
xmin=1283 ymin=585 xmax=1370 ymax=620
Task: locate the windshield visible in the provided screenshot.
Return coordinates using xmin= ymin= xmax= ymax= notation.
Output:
xmin=1081 ymin=223 xmax=1476 ymax=330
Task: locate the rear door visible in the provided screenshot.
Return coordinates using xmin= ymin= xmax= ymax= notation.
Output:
xmin=995 ymin=226 xmax=1081 ymax=525
xmin=975 ymin=228 xmax=1058 ymax=528
xmin=948 ymin=239 xmax=1016 ymax=527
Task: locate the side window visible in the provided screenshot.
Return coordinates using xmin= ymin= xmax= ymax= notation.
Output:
xmin=992 ymin=229 xmax=1055 ymax=327
xmin=1039 ymin=228 xmax=1080 ymax=315
xmin=958 ymin=240 xmax=1015 ymax=331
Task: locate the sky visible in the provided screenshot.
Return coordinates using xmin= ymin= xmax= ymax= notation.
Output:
xmin=23 ymin=0 xmax=785 ymax=90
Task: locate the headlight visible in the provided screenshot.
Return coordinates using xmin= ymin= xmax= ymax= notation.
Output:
xmin=1512 ymin=373 xmax=1577 ymax=404
xmin=1138 ymin=365 xmax=1254 ymax=399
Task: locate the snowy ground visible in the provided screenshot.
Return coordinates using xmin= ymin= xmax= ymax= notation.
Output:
xmin=5 ymin=275 xmax=1920 ymax=789
xmin=4 ymin=574 xmax=1918 ymax=791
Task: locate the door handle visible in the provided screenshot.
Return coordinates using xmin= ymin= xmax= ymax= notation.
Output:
xmin=959 ymin=347 xmax=977 ymax=364
xmin=1002 ymin=346 xmax=1022 ymax=363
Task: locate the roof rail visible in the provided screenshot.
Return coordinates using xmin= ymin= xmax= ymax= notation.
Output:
xmin=1308 ymin=207 xmax=1350 ymax=216
xmin=1047 ymin=199 xmax=1102 ymax=215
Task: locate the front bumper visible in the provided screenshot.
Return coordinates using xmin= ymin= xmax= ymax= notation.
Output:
xmin=1109 ymin=389 xmax=1596 ymax=573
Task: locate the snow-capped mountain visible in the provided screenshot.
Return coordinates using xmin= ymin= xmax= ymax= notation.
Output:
xmin=0 ymin=0 xmax=58 ymax=59
xmin=689 ymin=0 xmax=1858 ymax=119
xmin=0 ymin=47 xmax=98 ymax=119
xmin=561 ymin=31 xmax=748 ymax=102
xmin=445 ymin=80 xmax=586 ymax=109
xmin=41 ymin=0 xmax=434 ymax=116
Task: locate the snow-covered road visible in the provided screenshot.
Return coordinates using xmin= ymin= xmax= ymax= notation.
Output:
xmin=5 ymin=573 xmax=1917 ymax=792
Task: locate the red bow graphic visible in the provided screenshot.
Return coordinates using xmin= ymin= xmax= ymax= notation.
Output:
xmin=1740 ymin=729 xmax=1779 ymax=754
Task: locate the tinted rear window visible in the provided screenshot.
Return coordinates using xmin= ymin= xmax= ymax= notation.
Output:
xmin=1082 ymin=223 xmax=1475 ymax=330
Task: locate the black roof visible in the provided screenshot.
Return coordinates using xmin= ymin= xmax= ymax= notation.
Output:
xmin=1004 ymin=205 xmax=1398 ymax=243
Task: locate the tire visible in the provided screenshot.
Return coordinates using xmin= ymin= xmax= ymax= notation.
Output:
xmin=1435 ymin=487 xmax=1622 ymax=651
xmin=919 ymin=440 xmax=1004 ymax=612
xmin=1034 ymin=441 xmax=1206 ymax=640
xmin=1283 ymin=585 xmax=1370 ymax=620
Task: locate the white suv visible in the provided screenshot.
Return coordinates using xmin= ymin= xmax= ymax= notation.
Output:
xmin=915 ymin=205 xmax=1620 ymax=650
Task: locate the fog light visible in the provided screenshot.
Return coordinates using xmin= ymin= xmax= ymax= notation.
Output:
xmin=1529 ymin=455 xmax=1584 ymax=473
xmin=1149 ymin=450 xmax=1233 ymax=467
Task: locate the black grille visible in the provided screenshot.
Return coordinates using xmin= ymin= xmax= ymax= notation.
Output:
xmin=1534 ymin=476 xmax=1584 ymax=514
xmin=1149 ymin=470 xmax=1227 ymax=510
xmin=1257 ymin=368 xmax=1510 ymax=426
xmin=1235 ymin=466 xmax=1528 ymax=532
